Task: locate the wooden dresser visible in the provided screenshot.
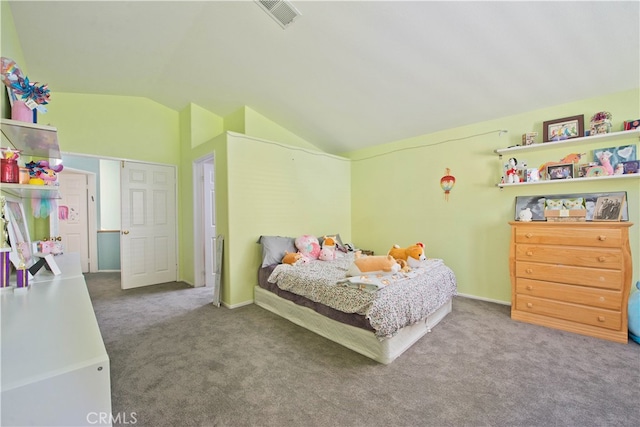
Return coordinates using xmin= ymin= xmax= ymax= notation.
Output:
xmin=509 ymin=221 xmax=633 ymax=343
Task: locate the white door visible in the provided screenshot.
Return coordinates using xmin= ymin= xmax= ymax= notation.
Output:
xmin=56 ymin=172 xmax=90 ymax=272
xmin=120 ymin=161 xmax=177 ymax=289
xmin=203 ymin=161 xmax=219 ymax=303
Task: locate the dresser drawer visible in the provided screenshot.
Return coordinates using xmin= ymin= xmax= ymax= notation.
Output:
xmin=514 ymin=225 xmax=623 ymax=248
xmin=516 ymin=278 xmax=622 ymax=310
xmin=515 ymin=244 xmax=623 ymax=269
xmin=515 ymin=295 xmax=622 ymax=331
xmin=515 ymin=261 xmax=622 ymax=290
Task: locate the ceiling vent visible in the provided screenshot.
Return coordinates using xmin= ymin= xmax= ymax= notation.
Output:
xmin=255 ymin=0 xmax=302 ymax=29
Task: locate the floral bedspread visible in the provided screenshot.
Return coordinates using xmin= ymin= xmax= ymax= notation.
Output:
xmin=267 ymin=253 xmax=457 ymax=338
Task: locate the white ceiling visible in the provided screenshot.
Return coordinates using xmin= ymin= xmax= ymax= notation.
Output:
xmin=8 ymin=0 xmax=640 ymax=154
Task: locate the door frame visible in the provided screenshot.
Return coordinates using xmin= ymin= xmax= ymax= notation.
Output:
xmin=50 ymin=167 xmax=98 ymax=273
xmin=192 ymin=154 xmax=215 ymax=288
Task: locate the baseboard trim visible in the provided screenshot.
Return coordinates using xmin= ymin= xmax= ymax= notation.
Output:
xmin=456 ymin=293 xmax=511 ymax=306
xmin=223 ymin=299 xmax=254 ymax=309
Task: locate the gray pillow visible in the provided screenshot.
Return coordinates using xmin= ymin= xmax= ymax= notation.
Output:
xmin=258 ymin=236 xmax=296 ymax=267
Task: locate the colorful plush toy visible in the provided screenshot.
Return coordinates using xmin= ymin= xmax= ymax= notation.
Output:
xmin=295 ymin=234 xmax=321 ymax=260
xmin=319 ymin=246 xmax=336 ymax=261
xmin=346 ymin=253 xmax=400 ymax=277
xmin=319 ymin=235 xmax=337 ymax=261
xmin=25 ymin=160 xmax=63 ymax=185
xmin=388 ymin=242 xmax=426 ymax=268
xmin=282 ymin=251 xmax=303 ymax=266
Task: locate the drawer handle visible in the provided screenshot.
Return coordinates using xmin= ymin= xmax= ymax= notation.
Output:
xmin=526 ymin=285 xmax=533 ymax=291
xmin=598 ymin=256 xmax=606 ymax=262
xmin=598 ymin=235 xmax=607 ymax=241
xmin=598 ymin=316 xmax=605 ymax=322
xmin=526 ymin=268 xmax=533 ymax=274
xmin=527 ymin=302 xmax=533 ymax=308
xmin=526 ymin=251 xmax=533 ymax=256
xmin=525 ymin=233 xmax=533 ymax=238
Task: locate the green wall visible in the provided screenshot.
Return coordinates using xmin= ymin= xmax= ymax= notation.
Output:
xmin=346 ymin=88 xmax=640 ymax=304
xmin=3 ymin=3 xmax=638 ymax=307
xmin=226 ymin=132 xmax=351 ymax=305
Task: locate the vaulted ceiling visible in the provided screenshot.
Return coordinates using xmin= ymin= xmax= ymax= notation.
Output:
xmin=8 ymin=1 xmax=640 ymax=154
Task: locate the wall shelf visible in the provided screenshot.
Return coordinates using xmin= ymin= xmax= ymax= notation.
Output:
xmin=497 ymin=172 xmax=640 ymax=188
xmin=495 ymin=128 xmax=640 ymax=188
xmin=0 ymin=183 xmax=61 ymax=199
xmin=494 ymin=129 xmax=640 ymax=157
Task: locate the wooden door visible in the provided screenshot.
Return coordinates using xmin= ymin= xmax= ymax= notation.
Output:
xmin=120 ymin=161 xmax=177 ymax=289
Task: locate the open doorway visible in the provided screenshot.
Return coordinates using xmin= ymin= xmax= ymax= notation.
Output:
xmin=193 ymin=154 xmax=220 ymax=305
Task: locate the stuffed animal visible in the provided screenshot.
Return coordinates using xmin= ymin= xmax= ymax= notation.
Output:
xmin=319 ymin=246 xmax=336 ymax=261
xmin=282 ymin=251 xmax=303 ymax=266
xmin=388 ymin=242 xmax=426 ymax=268
xmin=596 ymin=150 xmax=614 ymax=175
xmin=25 ymin=160 xmax=63 ymax=186
xmin=322 ymin=235 xmax=337 ymax=248
xmin=346 ymin=253 xmax=400 ymax=277
xmin=505 ymin=158 xmax=519 ymax=184
xmin=295 ymin=235 xmax=321 ymax=260
xmin=319 ymin=235 xmax=337 ymax=261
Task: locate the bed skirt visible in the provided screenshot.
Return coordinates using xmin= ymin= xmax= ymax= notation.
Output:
xmin=254 ymin=285 xmax=452 ymax=364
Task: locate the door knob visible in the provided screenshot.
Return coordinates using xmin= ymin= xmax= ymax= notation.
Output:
xmin=123 ymin=230 xmax=130 ymax=235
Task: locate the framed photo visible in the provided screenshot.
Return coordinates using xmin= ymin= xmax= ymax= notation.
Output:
xmin=514 ymin=192 xmax=628 ymax=222
xmin=593 ymin=145 xmax=637 ymax=173
xmin=543 ymin=115 xmax=584 ymax=142
xmin=515 ymin=195 xmax=547 ymax=221
xmin=622 ymin=160 xmax=639 ymax=174
xmin=2 ymin=196 xmax=33 ymax=268
xmin=623 ymin=119 xmax=640 ymax=130
xmin=593 ymin=194 xmax=626 ymax=221
xmin=547 ymin=163 xmax=574 ymax=180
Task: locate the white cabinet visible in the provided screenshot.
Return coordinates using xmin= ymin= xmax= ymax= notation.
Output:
xmin=1 ymin=253 xmax=112 ymax=426
xmin=495 ymin=129 xmax=640 ymax=188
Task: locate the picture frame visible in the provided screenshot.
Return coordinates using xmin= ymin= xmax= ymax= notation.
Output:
xmin=543 ymin=115 xmax=584 ymax=142
xmin=593 ymin=194 xmax=625 ymax=221
xmin=3 ymin=197 xmax=33 ymax=268
xmin=547 ymin=163 xmax=574 ymax=180
xmin=623 ymin=119 xmax=640 ymax=130
xmin=622 ymin=160 xmax=639 ymax=174
xmin=515 ymin=191 xmax=628 ymax=222
xmin=593 ymin=145 xmax=637 ymax=173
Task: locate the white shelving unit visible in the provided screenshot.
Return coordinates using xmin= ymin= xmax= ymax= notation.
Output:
xmin=1 ymin=253 xmax=112 ymax=426
xmin=495 ymin=129 xmax=640 ymax=188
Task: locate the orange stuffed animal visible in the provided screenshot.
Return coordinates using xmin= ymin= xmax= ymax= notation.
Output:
xmin=282 ymin=251 xmax=303 ymax=265
xmin=388 ymin=242 xmax=426 ymax=268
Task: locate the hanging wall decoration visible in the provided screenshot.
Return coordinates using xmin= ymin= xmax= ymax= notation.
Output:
xmin=440 ymin=168 xmax=456 ymax=201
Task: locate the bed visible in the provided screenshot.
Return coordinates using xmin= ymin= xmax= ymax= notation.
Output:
xmin=254 ymin=236 xmax=457 ymax=364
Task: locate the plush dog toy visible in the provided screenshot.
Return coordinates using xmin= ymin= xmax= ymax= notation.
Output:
xmin=282 ymin=251 xmax=304 ymax=266
xmin=346 ymin=253 xmax=400 ymax=277
xmin=388 ymin=242 xmax=426 ymax=268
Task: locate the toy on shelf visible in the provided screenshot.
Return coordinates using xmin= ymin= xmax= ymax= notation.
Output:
xmin=25 ymin=160 xmax=63 ymax=185
xmin=505 ymin=157 xmax=520 ymax=184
